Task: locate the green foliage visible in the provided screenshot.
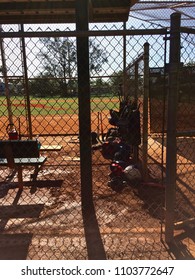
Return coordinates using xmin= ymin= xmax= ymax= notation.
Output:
xmin=109 ymin=70 xmax=123 ymax=95
xmin=29 ymin=76 xmax=59 ymax=97
xmin=91 ymin=78 xmax=111 ymax=96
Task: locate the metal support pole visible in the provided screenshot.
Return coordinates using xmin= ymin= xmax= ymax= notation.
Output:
xmin=0 ymin=26 xmax=13 ymax=125
xmin=135 ymin=61 xmax=139 ymax=105
xmin=165 ymin=12 xmax=181 ymax=243
xmin=76 ymin=0 xmax=92 ymax=205
xmin=142 ymin=42 xmax=149 ymax=181
xmin=76 ymin=1 xmax=106 ymax=259
xmin=123 ymin=22 xmax=127 ymax=100
xmin=20 ymin=24 xmax=33 ymax=139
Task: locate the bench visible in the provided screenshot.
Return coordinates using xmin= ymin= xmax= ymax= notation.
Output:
xmin=0 ymin=140 xmax=47 ymax=190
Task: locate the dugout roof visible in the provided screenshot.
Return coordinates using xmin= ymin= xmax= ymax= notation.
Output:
xmin=0 ymin=0 xmax=138 ymax=24
xmin=0 ymin=1 xmax=194 ymax=27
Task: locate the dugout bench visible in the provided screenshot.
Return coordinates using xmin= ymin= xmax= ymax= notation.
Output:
xmin=0 ymin=140 xmax=47 ymax=190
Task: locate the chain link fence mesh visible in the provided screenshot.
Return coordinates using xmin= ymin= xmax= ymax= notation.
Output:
xmin=173 ymin=31 xmax=195 ymax=256
xmin=0 ymin=15 xmax=194 ymax=259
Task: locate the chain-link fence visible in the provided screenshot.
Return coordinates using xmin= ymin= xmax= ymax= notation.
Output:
xmin=173 ymin=29 xmax=195 ymax=257
xmin=0 ymin=12 xmax=194 ymax=260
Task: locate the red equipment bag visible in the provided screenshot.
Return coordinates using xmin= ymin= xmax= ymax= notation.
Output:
xmin=6 ymin=123 xmax=19 ymax=140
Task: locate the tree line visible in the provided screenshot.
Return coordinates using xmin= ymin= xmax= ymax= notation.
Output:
xmin=0 ymin=36 xmax=125 ymax=97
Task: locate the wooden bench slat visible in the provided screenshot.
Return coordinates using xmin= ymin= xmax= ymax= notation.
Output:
xmin=0 ymin=140 xmax=40 ymax=158
xmin=0 ymin=158 xmax=8 ymax=166
xmin=14 ymin=156 xmax=47 ymax=165
xmin=0 ymin=156 xmax=47 ymax=165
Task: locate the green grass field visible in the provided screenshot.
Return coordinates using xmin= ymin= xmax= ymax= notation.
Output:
xmin=0 ymin=96 xmax=120 ymax=117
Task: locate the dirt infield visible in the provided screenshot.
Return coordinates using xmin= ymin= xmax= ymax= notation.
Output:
xmin=0 ymin=111 xmax=110 ymax=138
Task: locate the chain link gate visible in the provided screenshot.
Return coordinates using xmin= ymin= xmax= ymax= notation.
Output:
xmin=172 ymin=26 xmax=195 ymax=258
xmin=0 ymin=13 xmax=194 ymax=260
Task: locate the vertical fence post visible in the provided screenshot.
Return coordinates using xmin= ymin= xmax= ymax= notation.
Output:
xmin=123 ymin=22 xmax=127 ymax=99
xmin=76 ymin=0 xmax=92 ymax=205
xmin=20 ymin=24 xmax=33 ymax=139
xmin=134 ymin=61 xmax=138 ymax=104
xmin=165 ymin=12 xmax=181 ymax=243
xmin=142 ymin=42 xmax=149 ymax=181
xmin=0 ymin=26 xmax=13 ymax=125
xmin=75 ymin=2 xmax=106 ymax=259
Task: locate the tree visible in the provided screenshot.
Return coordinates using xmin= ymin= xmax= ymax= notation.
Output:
xmin=109 ymin=70 xmax=123 ymax=96
xmin=38 ymin=37 xmax=108 ymax=96
xmin=90 ymin=78 xmax=111 ymax=95
xmin=29 ymin=74 xmax=58 ymax=97
xmin=109 ymin=69 xmax=143 ymax=100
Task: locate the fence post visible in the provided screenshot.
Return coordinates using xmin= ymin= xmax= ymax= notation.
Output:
xmin=142 ymin=42 xmax=149 ymax=181
xmin=76 ymin=0 xmax=92 ymax=205
xmin=165 ymin=12 xmax=181 ymax=243
xmin=123 ymin=22 xmax=127 ymax=99
xmin=0 ymin=26 xmax=13 ymax=125
xmin=134 ymin=61 xmax=139 ymax=104
xmin=20 ymin=24 xmax=33 ymax=139
xmin=75 ymin=0 xmax=106 ymax=260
